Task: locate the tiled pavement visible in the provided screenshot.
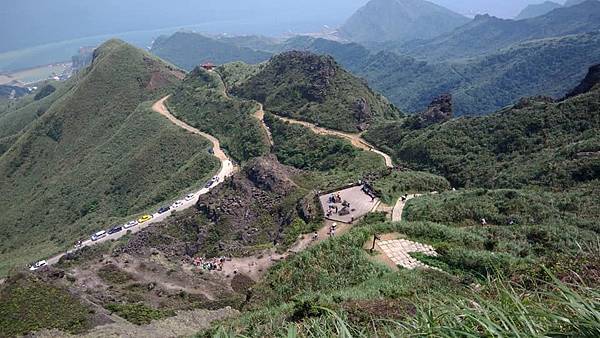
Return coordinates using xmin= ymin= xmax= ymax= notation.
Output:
xmin=377 ymin=239 xmax=439 ymax=270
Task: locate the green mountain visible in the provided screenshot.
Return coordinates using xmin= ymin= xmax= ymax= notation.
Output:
xmin=280 ymin=33 xmax=600 ymax=115
xmin=364 ymin=32 xmax=600 ymax=115
xmin=0 ymin=40 xmax=219 ymax=275
xmin=339 ymin=0 xmax=470 ymax=43
xmin=363 ymin=64 xmax=600 ymax=189
xmin=232 ymin=51 xmax=401 ymax=132
xmin=515 ymin=1 xmax=563 ymax=20
xmin=150 ymin=32 xmax=272 ymax=71
xmin=401 ymin=0 xmax=600 ymax=61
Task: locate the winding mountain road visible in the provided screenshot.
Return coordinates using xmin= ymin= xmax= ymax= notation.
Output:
xmin=45 ymin=96 xmax=237 ymax=266
xmin=270 ymin=114 xmax=394 ymax=168
xmin=253 ymin=104 xmax=274 ymax=147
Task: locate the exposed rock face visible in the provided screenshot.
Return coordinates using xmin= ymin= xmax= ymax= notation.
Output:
xmin=244 ymin=155 xmax=298 ymax=194
xmin=354 ymin=97 xmax=373 ymax=131
xmin=423 ymin=94 xmax=453 ymax=123
xmin=193 ymin=156 xmax=307 ymax=256
xmin=405 ymin=94 xmax=453 ymax=129
xmin=564 ymin=63 xmax=600 ymax=99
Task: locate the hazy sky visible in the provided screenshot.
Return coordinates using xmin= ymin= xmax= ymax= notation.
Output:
xmin=0 ymin=0 xmax=568 ymax=53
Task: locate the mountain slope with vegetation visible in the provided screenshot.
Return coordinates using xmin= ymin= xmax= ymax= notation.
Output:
xmin=364 ymin=64 xmax=600 ymax=189
xmin=339 ymin=0 xmax=469 ymax=43
xmin=232 ymin=51 xmax=401 ymax=132
xmin=198 ymin=57 xmax=600 ymax=338
xmin=151 ymin=32 xmax=272 ymax=71
xmin=0 ymin=40 xmax=220 ymax=276
xmin=283 ymin=33 xmax=600 ymax=115
xmin=167 ymin=66 xmax=270 ymax=162
xmin=400 ymin=0 xmax=600 ymax=61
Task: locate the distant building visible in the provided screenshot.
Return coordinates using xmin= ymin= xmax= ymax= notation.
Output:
xmin=201 ymin=62 xmax=215 ymax=71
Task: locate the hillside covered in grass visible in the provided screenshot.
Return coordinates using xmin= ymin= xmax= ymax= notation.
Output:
xmin=0 ymin=40 xmax=220 ymax=276
xmin=232 ymin=51 xmax=401 ymax=132
xmin=364 ymin=65 xmax=600 ymax=189
xmin=167 ymin=66 xmax=270 ymax=163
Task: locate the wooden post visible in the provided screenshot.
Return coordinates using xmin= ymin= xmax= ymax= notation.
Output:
xmin=370 ymin=234 xmax=380 ymax=253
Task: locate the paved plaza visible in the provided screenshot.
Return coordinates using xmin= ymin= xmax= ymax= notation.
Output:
xmin=377 ymin=239 xmax=439 ymax=270
xmin=319 ymin=185 xmax=379 ymax=223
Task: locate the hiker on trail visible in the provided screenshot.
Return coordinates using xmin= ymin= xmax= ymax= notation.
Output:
xmin=481 ymin=218 xmax=487 ymax=226
xmin=312 ymin=232 xmax=319 ymax=241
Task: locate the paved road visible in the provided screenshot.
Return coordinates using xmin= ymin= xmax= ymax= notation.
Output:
xmin=392 ymin=194 xmax=420 ymax=222
xmin=45 ymin=97 xmax=237 ymax=266
xmin=273 ymin=115 xmax=394 ymax=168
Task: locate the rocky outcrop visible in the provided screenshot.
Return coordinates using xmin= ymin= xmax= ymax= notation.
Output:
xmin=194 ymin=156 xmax=307 ymax=255
xmin=354 ymin=97 xmax=373 ymax=131
xmin=244 ymin=155 xmax=298 ymax=194
xmin=564 ymin=63 xmax=600 ymax=99
xmin=405 ymin=94 xmax=453 ymax=129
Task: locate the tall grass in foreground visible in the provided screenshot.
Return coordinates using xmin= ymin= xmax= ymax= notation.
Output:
xmin=209 ymin=274 xmax=600 ymax=337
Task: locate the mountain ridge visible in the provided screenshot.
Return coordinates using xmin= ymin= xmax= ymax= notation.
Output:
xmin=339 ymin=0 xmax=470 ymax=43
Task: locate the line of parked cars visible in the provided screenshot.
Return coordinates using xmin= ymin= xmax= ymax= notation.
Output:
xmin=30 ymin=175 xmax=223 ymax=271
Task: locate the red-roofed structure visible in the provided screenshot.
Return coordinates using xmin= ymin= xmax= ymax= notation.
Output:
xmin=201 ymin=62 xmax=215 ymax=71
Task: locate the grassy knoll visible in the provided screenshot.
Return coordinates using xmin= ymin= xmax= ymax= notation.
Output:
xmin=233 ymin=51 xmax=401 ymax=133
xmin=168 ymin=66 xmax=270 ymax=163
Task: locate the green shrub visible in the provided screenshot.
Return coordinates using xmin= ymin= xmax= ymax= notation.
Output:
xmin=105 ymin=302 xmax=175 ymax=325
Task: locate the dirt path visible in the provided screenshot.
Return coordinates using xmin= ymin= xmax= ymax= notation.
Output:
xmin=253 ymin=104 xmax=274 ymax=147
xmin=153 ymin=96 xmax=230 ymax=163
xmin=216 ymin=220 xmax=352 ymax=281
xmin=273 ymin=115 xmax=394 ymax=168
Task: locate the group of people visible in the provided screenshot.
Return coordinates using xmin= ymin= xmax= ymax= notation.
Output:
xmin=192 ymin=256 xmax=225 ymax=271
xmin=326 ymin=193 xmax=353 ymax=218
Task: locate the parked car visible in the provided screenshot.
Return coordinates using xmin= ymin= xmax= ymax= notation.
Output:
xmin=29 ymin=260 xmax=48 ymax=271
xmin=205 ymin=177 xmax=218 ymax=188
xmin=185 ymin=194 xmax=195 ymax=201
xmin=138 ymin=215 xmax=153 ymax=223
xmin=124 ymin=220 xmax=138 ymax=229
xmin=158 ymin=206 xmax=171 ymax=214
xmin=108 ymin=226 xmax=123 ymax=235
xmin=171 ymin=200 xmax=184 ymax=209
xmin=91 ymin=230 xmax=107 ymax=241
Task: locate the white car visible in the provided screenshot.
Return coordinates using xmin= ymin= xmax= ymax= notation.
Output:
xmin=171 ymin=200 xmax=184 ymax=209
xmin=91 ymin=230 xmax=107 ymax=241
xmin=184 ymin=193 xmax=195 ymax=201
xmin=124 ymin=220 xmax=138 ymax=229
xmin=29 ymin=260 xmax=48 ymax=271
